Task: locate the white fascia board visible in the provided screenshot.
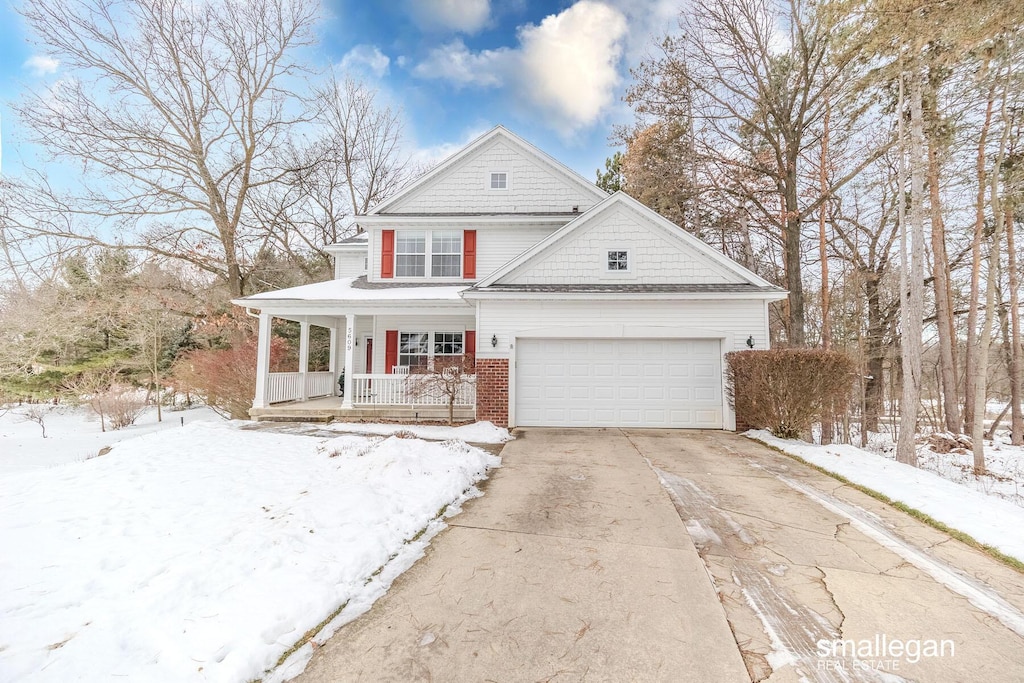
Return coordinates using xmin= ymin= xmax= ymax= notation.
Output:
xmin=459 ymin=290 xmax=790 ymax=302
xmin=354 ymin=214 xmax=573 ymax=225
xmin=233 ymin=300 xmax=473 ymax=317
xmin=323 ymin=243 xmax=369 ymax=253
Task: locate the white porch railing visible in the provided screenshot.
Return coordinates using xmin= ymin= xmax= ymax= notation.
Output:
xmin=351 ymin=373 xmax=476 ymax=406
xmin=268 ymin=372 xmax=302 ymax=404
xmin=267 ymin=371 xmax=336 ymax=404
xmin=306 ymin=371 xmax=335 ymax=399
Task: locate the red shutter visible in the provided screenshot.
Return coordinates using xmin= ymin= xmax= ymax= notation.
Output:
xmin=381 ymin=230 xmax=395 ymax=279
xmin=463 ymin=230 xmax=477 ymax=279
xmin=465 ymin=330 xmax=476 ymax=369
xmin=385 ymin=330 xmax=399 ymax=374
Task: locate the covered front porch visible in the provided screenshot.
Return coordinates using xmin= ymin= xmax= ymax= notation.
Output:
xmin=236 ymin=276 xmax=479 ymax=422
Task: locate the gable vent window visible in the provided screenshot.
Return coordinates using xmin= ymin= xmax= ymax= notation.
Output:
xmin=489 ymin=172 xmax=508 ymax=189
xmin=607 ymin=250 xmax=630 ymax=272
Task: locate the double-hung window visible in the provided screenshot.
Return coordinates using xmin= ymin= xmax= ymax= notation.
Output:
xmin=399 ymin=332 xmax=430 ymax=369
xmin=431 ymin=231 xmax=462 ymax=277
xmin=395 ymin=231 xmax=426 ymax=277
xmin=398 ymin=332 xmax=464 ymax=370
xmin=393 ymin=230 xmax=463 ymax=278
xmin=433 ymin=332 xmax=464 ymax=357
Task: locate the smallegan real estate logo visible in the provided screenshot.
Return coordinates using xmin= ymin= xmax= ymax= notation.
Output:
xmin=816 ymin=635 xmax=955 ymax=673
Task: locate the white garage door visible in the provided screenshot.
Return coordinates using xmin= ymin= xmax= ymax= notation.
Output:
xmin=515 ymin=338 xmax=723 ymax=428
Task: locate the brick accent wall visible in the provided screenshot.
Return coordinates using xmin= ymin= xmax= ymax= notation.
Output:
xmin=476 ymin=358 xmax=509 ymax=427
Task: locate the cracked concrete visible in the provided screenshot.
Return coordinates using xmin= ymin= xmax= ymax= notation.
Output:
xmin=632 ymin=429 xmax=1024 ymax=683
xmin=288 ymin=428 xmax=1024 ymax=683
xmin=291 ymin=428 xmax=747 ymax=682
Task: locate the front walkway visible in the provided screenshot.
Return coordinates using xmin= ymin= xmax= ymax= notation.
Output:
xmin=293 ymin=428 xmax=748 ymax=682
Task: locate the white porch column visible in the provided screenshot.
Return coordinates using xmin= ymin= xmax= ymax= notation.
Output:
xmin=253 ymin=312 xmax=272 ymax=409
xmin=342 ymin=314 xmax=355 ymax=408
xmin=328 ymin=326 xmax=338 ymax=373
xmin=298 ymin=320 xmax=310 ymax=401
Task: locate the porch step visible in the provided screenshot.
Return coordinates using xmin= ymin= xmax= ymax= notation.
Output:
xmin=249 ymin=404 xmax=475 ymax=423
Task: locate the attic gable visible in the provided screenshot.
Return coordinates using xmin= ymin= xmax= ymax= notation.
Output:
xmin=372 ymin=127 xmax=607 ymax=215
xmin=486 ymin=193 xmax=768 ymax=288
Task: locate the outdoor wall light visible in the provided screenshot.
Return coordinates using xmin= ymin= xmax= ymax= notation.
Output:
xmin=746 ymin=335 xmax=755 ymax=348
xmin=491 ymin=334 xmax=498 ymax=348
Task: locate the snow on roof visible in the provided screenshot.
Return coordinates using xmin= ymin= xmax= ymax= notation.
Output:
xmin=238 ymin=277 xmax=468 ymax=303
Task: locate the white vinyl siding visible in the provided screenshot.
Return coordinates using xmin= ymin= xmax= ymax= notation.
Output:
xmin=383 ymin=139 xmax=603 ymax=214
xmin=502 ymin=202 xmax=746 ymax=286
xmin=516 ymin=338 xmax=723 ymax=428
xmin=477 ymin=299 xmax=767 ymax=359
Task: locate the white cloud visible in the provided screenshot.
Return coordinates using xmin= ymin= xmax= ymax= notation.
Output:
xmin=515 ymin=1 xmax=627 ymax=133
xmin=409 ymin=0 xmax=491 ymax=34
xmin=339 ymin=45 xmax=391 ymax=78
xmin=23 ymin=55 xmax=59 ymax=77
xmin=412 ymin=39 xmax=511 ymax=88
xmin=411 ymin=1 xmax=628 ymax=135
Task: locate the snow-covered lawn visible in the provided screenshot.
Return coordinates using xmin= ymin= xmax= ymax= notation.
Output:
xmin=863 ymin=430 xmax=1024 ymax=507
xmin=0 ymin=403 xmax=222 ymax=474
xmin=747 ymin=430 xmax=1024 ymax=564
xmin=0 ymin=420 xmax=500 ymax=682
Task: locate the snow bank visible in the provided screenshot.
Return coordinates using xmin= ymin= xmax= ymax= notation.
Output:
xmin=0 ymin=422 xmax=499 ymax=682
xmin=747 ymin=430 xmax=1024 ymax=564
xmin=322 ymin=420 xmax=513 ymax=444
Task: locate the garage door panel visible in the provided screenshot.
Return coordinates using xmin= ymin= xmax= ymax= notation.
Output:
xmin=515 ymin=338 xmax=723 ymax=428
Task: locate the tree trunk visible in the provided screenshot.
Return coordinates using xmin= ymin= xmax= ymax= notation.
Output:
xmin=863 ymin=272 xmax=886 ymax=433
xmin=927 ymin=143 xmax=959 ymax=432
xmin=820 ymin=100 xmax=833 ymax=444
xmin=972 ymin=71 xmax=1011 ymax=474
xmin=897 ymin=68 xmax=925 ymax=467
xmin=1006 ymin=205 xmax=1023 ymax=445
xmin=964 ymin=60 xmax=997 ymax=433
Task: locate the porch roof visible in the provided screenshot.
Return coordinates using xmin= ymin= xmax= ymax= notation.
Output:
xmin=232 ymin=276 xmax=470 ymax=313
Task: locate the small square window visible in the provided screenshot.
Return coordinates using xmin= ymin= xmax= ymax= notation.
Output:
xmin=607 ymin=250 xmax=629 ymax=271
xmin=489 ymin=172 xmax=508 ymax=190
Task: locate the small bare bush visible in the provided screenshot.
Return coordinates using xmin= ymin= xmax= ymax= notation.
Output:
xmin=407 ymin=356 xmax=477 ymax=426
xmin=391 ymin=429 xmax=417 ymax=439
xmin=726 ymin=349 xmax=856 ymax=439
xmin=64 ymin=369 xmax=146 ymax=431
xmin=103 ymin=385 xmax=147 ymax=430
xmin=19 ymin=405 xmax=49 ymax=438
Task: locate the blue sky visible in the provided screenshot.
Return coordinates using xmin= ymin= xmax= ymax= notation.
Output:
xmin=0 ymin=0 xmax=680 ymax=183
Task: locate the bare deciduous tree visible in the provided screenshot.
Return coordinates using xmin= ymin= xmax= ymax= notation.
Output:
xmin=14 ymin=0 xmax=320 ymax=297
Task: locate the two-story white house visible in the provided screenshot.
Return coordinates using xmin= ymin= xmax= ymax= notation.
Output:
xmin=233 ymin=126 xmax=787 ymax=428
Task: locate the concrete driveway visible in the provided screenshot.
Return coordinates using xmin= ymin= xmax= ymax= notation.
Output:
xmin=293 ymin=429 xmax=1024 ymax=683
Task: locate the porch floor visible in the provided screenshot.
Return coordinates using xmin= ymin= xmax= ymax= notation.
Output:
xmin=249 ymin=396 xmax=476 ymax=423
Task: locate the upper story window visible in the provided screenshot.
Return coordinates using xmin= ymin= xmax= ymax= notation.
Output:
xmin=395 ymin=231 xmax=426 ymax=277
xmin=489 ymin=171 xmax=508 ymax=190
xmin=431 ymin=230 xmax=463 ymax=277
xmin=381 ymin=228 xmax=474 ymax=280
xmin=607 ymin=249 xmax=630 ymax=272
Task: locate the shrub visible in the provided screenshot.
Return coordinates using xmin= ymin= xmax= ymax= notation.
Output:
xmin=172 ymin=335 xmax=288 ymax=419
xmin=725 ymin=349 xmax=856 ymax=439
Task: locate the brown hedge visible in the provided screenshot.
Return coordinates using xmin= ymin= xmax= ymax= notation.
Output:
xmin=725 ymin=349 xmax=856 ymax=439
